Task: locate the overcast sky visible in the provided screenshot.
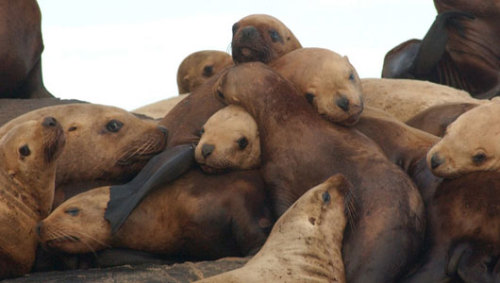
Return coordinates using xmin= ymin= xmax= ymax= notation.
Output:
xmin=38 ymin=0 xmax=437 ymax=110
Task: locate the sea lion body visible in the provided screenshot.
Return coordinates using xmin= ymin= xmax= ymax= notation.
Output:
xmin=0 ymin=116 xmax=65 ymax=278
xmin=361 ymin=78 xmax=483 ymax=121
xmin=132 ymin=94 xmax=189 ymax=119
xmin=39 ymin=169 xmax=271 ymax=260
xmin=215 ymin=62 xmax=425 ymax=283
xmin=195 ymin=174 xmax=352 ymax=283
xmin=177 ymin=50 xmax=233 ymax=94
xmin=270 ymin=48 xmax=364 ymax=126
xmin=0 ymin=104 xmax=167 ymax=207
xmin=231 ymin=14 xmax=302 ymax=64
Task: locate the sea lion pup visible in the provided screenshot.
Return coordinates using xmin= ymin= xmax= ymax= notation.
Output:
xmin=214 ymin=62 xmax=424 ymax=283
xmin=177 ymin=50 xmax=233 ymax=94
xmin=270 ymin=47 xmax=364 ymax=126
xmin=402 ymin=171 xmax=500 ymax=282
xmin=196 ymin=105 xmax=260 ymax=173
xmin=0 ymin=0 xmax=53 ymax=99
xmin=405 ymin=102 xmax=480 ymax=137
xmin=38 ymin=168 xmax=272 ymax=261
xmin=231 ymin=14 xmax=302 ymax=64
xmin=0 ymin=104 xmax=167 ymax=207
xmin=195 ymin=174 xmax=353 ymax=283
xmin=427 ymin=101 xmax=500 ymax=178
xmin=0 ymin=116 xmax=65 ymax=278
xmin=361 ymin=78 xmax=484 ymax=121
xmin=131 ymin=94 xmax=190 ymax=120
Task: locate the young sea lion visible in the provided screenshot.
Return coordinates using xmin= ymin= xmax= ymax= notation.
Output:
xmin=0 ymin=104 xmax=167 ymax=207
xmin=0 ymin=116 xmax=65 ymax=278
xmin=214 ymin=62 xmax=424 ymax=283
xmin=195 ymin=174 xmax=353 ymax=283
xmin=270 ymin=48 xmax=364 ymax=126
xmin=195 ymin=105 xmax=260 ymax=173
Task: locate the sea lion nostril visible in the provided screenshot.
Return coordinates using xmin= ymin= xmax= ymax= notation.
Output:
xmin=431 ymin=153 xmax=444 ymax=169
xmin=336 ymin=97 xmax=350 ymax=112
xmin=35 ymin=222 xmax=42 ymax=236
xmin=42 ymin=117 xmax=57 ymax=127
xmin=201 ymin=144 xmax=215 ymax=158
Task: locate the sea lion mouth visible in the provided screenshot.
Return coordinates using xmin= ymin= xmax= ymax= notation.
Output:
xmin=232 ymin=44 xmax=271 ymax=64
xmin=199 ymin=164 xmax=229 ymax=174
xmin=46 ymin=235 xmax=81 ymax=247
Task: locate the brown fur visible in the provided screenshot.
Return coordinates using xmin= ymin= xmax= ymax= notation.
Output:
xmin=405 ymin=102 xmax=480 ymax=137
xmin=195 ymin=174 xmax=352 ymax=283
xmin=132 ymin=94 xmax=189 ymax=120
xmin=231 ymin=14 xmax=301 ymax=64
xmin=196 ymin=105 xmax=260 ymax=173
xmin=215 ymin=62 xmax=425 ymax=283
xmin=38 ymin=169 xmax=272 ymax=260
xmin=177 ymin=50 xmax=233 ymax=94
xmin=0 ymin=0 xmax=52 ymax=99
xmin=0 ymin=117 xmax=65 ymax=278
xmin=270 ymin=48 xmax=364 ymax=126
xmin=0 ymin=104 xmax=167 ymax=207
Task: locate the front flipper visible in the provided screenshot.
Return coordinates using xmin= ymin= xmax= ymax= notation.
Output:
xmin=105 ymin=144 xmax=195 ymax=234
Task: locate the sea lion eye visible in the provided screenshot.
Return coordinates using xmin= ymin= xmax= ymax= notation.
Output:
xmin=269 ymin=30 xmax=282 ymax=43
xmin=305 ymin=93 xmax=315 ymax=105
xmin=106 ymin=119 xmax=123 ymax=133
xmin=237 ymin=137 xmax=248 ymax=150
xmin=68 ymin=126 xmax=77 ymax=132
xmin=322 ymin=191 xmax=331 ymax=203
xmin=199 ymin=128 xmax=205 ymax=136
xmin=472 ymin=152 xmax=487 ymax=164
xmin=217 ymin=90 xmax=225 ymax=99
xmin=19 ymin=145 xmax=31 ymax=157
xmin=349 ymin=72 xmax=355 ymax=81
xmin=65 ymin=207 xmax=80 ymax=216
xmin=203 ymin=65 xmax=213 ymax=77
xmin=232 ymin=23 xmax=239 ymax=35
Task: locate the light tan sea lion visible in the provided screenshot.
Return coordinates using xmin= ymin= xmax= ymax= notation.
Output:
xmin=0 ymin=104 xmax=167 ymax=207
xmin=270 ymin=47 xmax=364 ymax=126
xmin=132 ymin=94 xmax=190 ymax=119
xmin=177 ymin=50 xmax=233 ymax=94
xmin=0 ymin=116 xmax=65 ymax=278
xmin=195 ymin=105 xmax=260 ymax=173
xmin=195 ymin=174 xmax=353 ymax=283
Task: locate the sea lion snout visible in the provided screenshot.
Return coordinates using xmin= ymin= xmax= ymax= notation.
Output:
xmin=42 ymin=116 xmax=57 ymax=127
xmin=430 ymin=152 xmax=444 ymax=169
xmin=201 ymin=144 xmax=215 ymax=158
xmin=238 ymin=26 xmax=259 ymax=42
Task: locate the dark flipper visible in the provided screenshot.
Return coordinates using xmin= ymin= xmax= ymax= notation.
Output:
xmin=413 ymin=11 xmax=474 ymax=77
xmin=105 ymin=144 xmax=195 ymax=234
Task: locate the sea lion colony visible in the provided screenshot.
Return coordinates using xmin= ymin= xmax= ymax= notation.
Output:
xmin=1 ymin=1 xmax=500 ymax=282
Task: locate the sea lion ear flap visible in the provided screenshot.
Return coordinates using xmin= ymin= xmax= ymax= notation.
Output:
xmin=343 ymin=55 xmax=351 ymax=63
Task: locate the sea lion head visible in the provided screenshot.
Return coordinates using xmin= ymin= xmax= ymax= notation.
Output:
xmin=37 ymin=186 xmax=111 ymax=254
xmin=231 ymin=14 xmax=302 ymax=64
xmin=177 ymin=50 xmax=233 ymax=94
xmin=271 ymin=48 xmax=364 ymax=126
xmin=195 ymin=105 xmax=260 ymax=173
xmin=427 ymin=102 xmax=500 ymax=177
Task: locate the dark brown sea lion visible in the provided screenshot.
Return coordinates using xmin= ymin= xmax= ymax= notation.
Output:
xmin=405 ymin=102 xmax=480 ymax=137
xmin=382 ymin=2 xmax=500 ymax=99
xmin=0 ymin=0 xmax=53 ymax=99
xmin=177 ymin=50 xmax=233 ymax=94
xmin=214 ymin=62 xmax=424 ymax=283
xmin=195 ymin=174 xmax=353 ymax=283
xmin=231 ymin=14 xmax=302 ymax=64
xmin=0 ymin=116 xmax=65 ymax=278
xmin=38 ymin=169 xmax=272 ymax=261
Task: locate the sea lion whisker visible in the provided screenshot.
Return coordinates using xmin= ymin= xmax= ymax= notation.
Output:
xmin=72 ymin=230 xmax=111 ymax=249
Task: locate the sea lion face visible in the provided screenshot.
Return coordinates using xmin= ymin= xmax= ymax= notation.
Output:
xmin=427 ymin=102 xmax=500 ymax=177
xmin=177 ymin=50 xmax=233 ymax=94
xmin=0 ymin=117 xmax=65 ymax=190
xmin=37 ymin=186 xmax=111 ymax=254
xmin=232 ymin=14 xmax=302 ymax=64
xmin=195 ymin=105 xmax=260 ymax=173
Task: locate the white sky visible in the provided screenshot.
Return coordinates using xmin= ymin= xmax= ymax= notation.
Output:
xmin=38 ymin=0 xmax=437 ymax=111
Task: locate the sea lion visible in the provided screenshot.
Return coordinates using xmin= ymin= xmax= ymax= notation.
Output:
xmin=405 ymin=102 xmax=480 ymax=137
xmin=427 ymin=101 xmax=500 ymax=178
xmin=132 ymin=94 xmax=189 ymax=120
xmin=0 ymin=104 xmax=167 ymax=207
xmin=214 ymin=62 xmax=424 ymax=283
xmin=402 ymin=171 xmax=500 ymax=282
xmin=383 ymin=2 xmax=500 ymax=99
xmin=177 ymin=50 xmax=233 ymax=94
xmin=270 ymin=47 xmax=364 ymax=126
xmin=0 ymin=116 xmax=65 ymax=278
xmin=195 ymin=105 xmax=260 ymax=173
xmin=231 ymin=14 xmax=302 ymax=64
xmin=361 ymin=78 xmax=483 ymax=121
xmin=38 ymin=169 xmax=272 ymax=261
xmin=0 ymin=0 xmax=53 ymax=99
xmin=195 ymin=174 xmax=353 ymax=283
